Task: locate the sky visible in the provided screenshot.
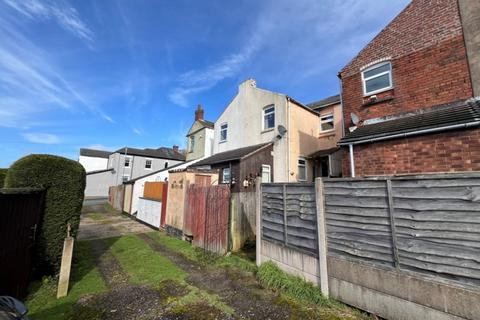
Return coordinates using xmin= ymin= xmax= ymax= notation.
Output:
xmin=0 ymin=0 xmax=410 ymax=167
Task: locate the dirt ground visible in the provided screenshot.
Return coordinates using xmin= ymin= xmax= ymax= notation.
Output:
xmin=69 ymin=203 xmax=363 ymax=320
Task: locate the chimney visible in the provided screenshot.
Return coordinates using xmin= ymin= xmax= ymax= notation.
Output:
xmin=195 ymin=104 xmax=204 ymax=121
xmin=173 ymin=145 xmax=179 ymax=152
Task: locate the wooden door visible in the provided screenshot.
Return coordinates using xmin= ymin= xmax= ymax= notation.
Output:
xmin=195 ymin=174 xmax=211 ymax=186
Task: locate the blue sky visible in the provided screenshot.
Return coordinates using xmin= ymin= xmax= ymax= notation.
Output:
xmin=0 ymin=0 xmax=410 ymax=167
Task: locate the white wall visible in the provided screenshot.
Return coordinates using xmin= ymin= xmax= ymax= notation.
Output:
xmin=79 ymin=155 xmax=108 ymax=173
xmin=204 ymin=127 xmax=214 ymax=158
xmin=84 ymin=169 xmax=115 ymax=197
xmin=213 ymin=79 xmax=289 ymax=182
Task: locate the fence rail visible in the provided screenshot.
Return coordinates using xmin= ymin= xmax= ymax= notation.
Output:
xmin=261 ymin=183 xmax=317 ymax=256
xmin=323 ymin=175 xmax=480 ymax=287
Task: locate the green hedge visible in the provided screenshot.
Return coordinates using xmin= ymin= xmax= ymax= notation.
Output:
xmin=0 ymin=168 xmax=7 ymax=187
xmin=5 ymin=154 xmax=86 ymax=274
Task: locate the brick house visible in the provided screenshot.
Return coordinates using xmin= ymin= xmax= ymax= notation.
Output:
xmin=338 ymin=0 xmax=480 ymax=177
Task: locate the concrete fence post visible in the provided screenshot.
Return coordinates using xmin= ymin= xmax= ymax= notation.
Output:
xmin=315 ymin=178 xmax=329 ymax=297
xmin=255 ymin=177 xmax=262 ymax=266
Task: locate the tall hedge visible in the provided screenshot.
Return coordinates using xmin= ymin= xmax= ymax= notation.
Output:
xmin=0 ymin=168 xmax=7 ymax=187
xmin=4 ymin=154 xmax=86 ymax=274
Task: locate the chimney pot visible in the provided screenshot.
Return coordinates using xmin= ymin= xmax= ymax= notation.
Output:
xmin=195 ymin=104 xmax=204 ymax=121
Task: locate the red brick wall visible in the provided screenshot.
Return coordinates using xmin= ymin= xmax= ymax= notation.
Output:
xmin=342 ymin=128 xmax=480 ymax=177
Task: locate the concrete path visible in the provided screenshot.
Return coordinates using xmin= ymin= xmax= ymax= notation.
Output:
xmin=78 ymin=202 xmax=154 ymax=240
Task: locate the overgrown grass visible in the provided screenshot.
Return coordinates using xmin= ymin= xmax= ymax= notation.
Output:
xmin=26 ymin=241 xmax=107 ymax=320
xmin=84 ymin=212 xmax=104 ymax=221
xmin=146 ymin=231 xmax=256 ymax=273
xmin=105 ymin=235 xmax=187 ymax=284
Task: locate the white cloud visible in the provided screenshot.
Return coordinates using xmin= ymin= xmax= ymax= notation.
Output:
xmin=133 ymin=128 xmax=141 ymax=135
xmin=86 ymin=144 xmax=117 ymax=151
xmin=22 ymin=132 xmax=61 ymax=144
xmin=2 ymin=0 xmax=94 ymax=42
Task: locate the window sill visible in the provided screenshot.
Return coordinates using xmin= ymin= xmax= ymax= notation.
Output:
xmin=363 ymin=86 xmax=393 ymax=97
xmin=362 ymin=96 xmax=394 ymax=108
xmin=318 ymin=131 xmax=335 ymax=138
xmin=261 ymin=128 xmax=274 ymax=134
xmin=219 ymin=140 xmax=227 ymax=144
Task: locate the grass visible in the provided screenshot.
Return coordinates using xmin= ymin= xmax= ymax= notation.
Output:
xmin=146 ymin=231 xmax=257 ymax=273
xmin=26 ymin=241 xmax=107 ymax=320
xmin=84 ymin=212 xmax=104 ymax=221
xmin=105 ymin=235 xmax=187 ymax=285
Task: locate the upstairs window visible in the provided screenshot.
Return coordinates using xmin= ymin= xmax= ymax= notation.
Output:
xmin=263 ymin=105 xmax=275 ymax=130
xmin=145 ymin=159 xmax=152 ymax=169
xmin=124 ymin=157 xmax=131 ymax=168
xmin=220 ymin=123 xmax=228 ymax=142
xmin=320 ymin=113 xmax=334 ymax=132
xmin=362 ymin=61 xmax=392 ymax=95
xmin=189 ymin=136 xmax=195 ymax=152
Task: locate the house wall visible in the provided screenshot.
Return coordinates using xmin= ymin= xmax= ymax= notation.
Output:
xmin=84 ymin=170 xmax=115 ymax=198
xmin=316 ymin=103 xmax=343 ymax=150
xmin=459 ymin=0 xmax=480 ymax=97
xmin=186 ymin=125 xmax=214 ymax=161
xmin=288 ymin=100 xmax=321 ymax=182
xmin=343 ymin=128 xmax=480 ymax=177
xmin=213 ymin=80 xmax=289 ymax=182
xmin=79 ymin=155 xmax=108 ymax=173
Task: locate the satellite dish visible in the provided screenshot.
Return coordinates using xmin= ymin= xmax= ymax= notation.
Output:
xmin=277 ymin=125 xmax=287 ymax=136
xmin=350 ymin=113 xmax=360 ymax=125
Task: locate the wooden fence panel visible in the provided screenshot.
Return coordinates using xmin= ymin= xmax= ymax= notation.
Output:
xmin=261 ymin=183 xmax=317 ymax=256
xmin=144 ymin=182 xmax=164 ymax=201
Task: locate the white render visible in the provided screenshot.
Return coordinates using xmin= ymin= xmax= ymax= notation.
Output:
xmin=84 ymin=169 xmax=115 ymax=197
xmin=79 ymin=155 xmax=108 ymax=172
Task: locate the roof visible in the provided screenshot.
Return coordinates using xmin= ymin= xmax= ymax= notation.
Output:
xmin=307 ymin=94 xmax=341 ymax=111
xmin=338 ymin=99 xmax=480 ymax=145
xmin=80 ymin=148 xmax=111 ymax=158
xmin=114 ymin=147 xmax=186 ymax=161
xmin=191 ymin=143 xmax=271 ymax=167
xmin=307 ymin=147 xmax=341 ymax=159
xmin=125 ymin=161 xmax=189 ymax=183
xmin=198 ymin=119 xmax=214 ymax=129
xmin=86 ymin=168 xmax=114 ymax=175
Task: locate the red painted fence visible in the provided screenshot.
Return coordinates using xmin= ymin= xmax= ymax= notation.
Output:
xmin=184 ymin=184 xmax=230 ymax=255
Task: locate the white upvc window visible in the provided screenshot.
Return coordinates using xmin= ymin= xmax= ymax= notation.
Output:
xmin=362 ymin=61 xmax=393 ymax=95
xmin=263 ymin=105 xmax=275 ymax=130
xmin=261 ymin=165 xmax=271 ymax=183
xmin=124 ymin=156 xmax=131 ymax=168
xmin=298 ymin=157 xmax=307 ymax=182
xmin=320 ymin=113 xmax=334 ymax=132
xmin=220 ymin=123 xmax=228 ymax=142
xmin=145 ymin=159 xmax=152 ymax=169
xmin=189 ymin=135 xmax=195 ymax=152
xmin=222 ymin=167 xmax=231 ymax=183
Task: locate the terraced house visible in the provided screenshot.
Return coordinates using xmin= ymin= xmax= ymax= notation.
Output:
xmin=338 ymin=0 xmax=480 ymax=177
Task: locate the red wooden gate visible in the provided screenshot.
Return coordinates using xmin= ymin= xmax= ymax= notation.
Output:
xmin=184 ymin=185 xmax=230 ymax=254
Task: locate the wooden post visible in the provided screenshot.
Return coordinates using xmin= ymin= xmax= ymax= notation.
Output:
xmin=255 ymin=177 xmax=262 ymax=266
xmin=386 ymin=179 xmax=400 ymax=269
xmin=315 ymin=178 xmax=329 ymax=297
xmin=283 ymin=184 xmax=288 ymax=245
xmin=57 ymin=224 xmax=74 ymax=298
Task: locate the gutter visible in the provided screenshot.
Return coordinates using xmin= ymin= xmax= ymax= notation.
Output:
xmin=338 ymin=121 xmax=480 ymax=146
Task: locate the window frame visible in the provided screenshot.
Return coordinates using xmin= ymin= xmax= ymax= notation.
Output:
xmin=320 ymin=113 xmax=335 ymax=133
xmin=297 ymin=157 xmax=307 ymax=182
xmin=122 ymin=174 xmax=130 ymax=183
xmin=189 ymin=135 xmax=195 ymax=153
xmin=261 ymin=164 xmax=271 ymax=183
xmin=145 ymin=158 xmax=152 ymax=170
xmin=220 ymin=123 xmax=228 ymax=142
xmin=222 ymin=167 xmax=231 ymax=184
xmin=124 ymin=156 xmax=132 ymax=168
xmin=262 ymin=105 xmax=275 ymax=131
xmin=361 ymin=61 xmax=393 ymax=96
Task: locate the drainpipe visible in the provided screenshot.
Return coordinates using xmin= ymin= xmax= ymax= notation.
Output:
xmin=286 ymin=97 xmax=291 ymax=182
xmin=349 ymin=144 xmax=355 ymax=178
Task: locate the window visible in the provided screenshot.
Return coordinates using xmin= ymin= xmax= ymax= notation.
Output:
xmin=320 ymin=113 xmax=334 ymax=132
xmin=263 ymin=105 xmax=275 ymax=130
xmin=164 ymin=162 xmax=169 ymax=169
xmin=122 ymin=174 xmax=130 ymax=183
xmin=124 ymin=157 xmax=131 ymax=167
xmin=145 ymin=159 xmax=152 ymax=169
xmin=220 ymin=123 xmax=228 ymax=142
xmin=222 ymin=167 xmax=231 ymax=184
xmin=261 ymin=165 xmax=271 ymax=183
xmin=362 ymin=61 xmax=392 ymax=95
xmin=298 ymin=158 xmax=306 ymax=181
xmin=189 ymin=136 xmax=195 ymax=152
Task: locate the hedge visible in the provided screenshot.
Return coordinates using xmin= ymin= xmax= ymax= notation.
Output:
xmin=4 ymin=154 xmax=86 ymax=274
xmin=0 ymin=168 xmax=7 ymax=187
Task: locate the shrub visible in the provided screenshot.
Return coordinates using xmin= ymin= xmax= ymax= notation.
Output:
xmin=0 ymin=168 xmax=7 ymax=187
xmin=5 ymin=154 xmax=86 ymax=274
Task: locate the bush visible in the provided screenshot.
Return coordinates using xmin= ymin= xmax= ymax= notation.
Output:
xmin=5 ymin=154 xmax=86 ymax=274
xmin=0 ymin=168 xmax=7 ymax=187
